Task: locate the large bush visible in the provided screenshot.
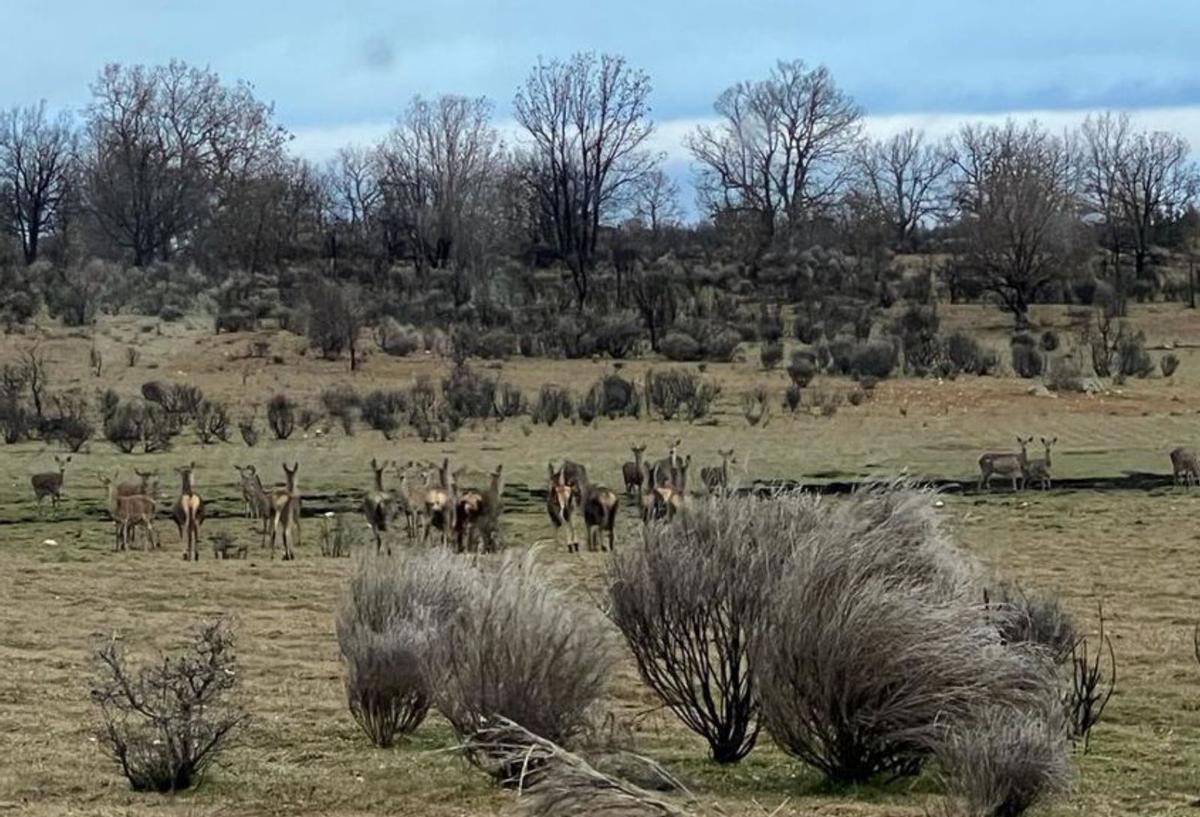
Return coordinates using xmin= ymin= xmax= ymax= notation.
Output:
xmin=336 ymin=550 xmax=478 ymax=747
xmin=428 ymin=553 xmax=614 ymax=777
xmin=750 ymin=487 xmax=1058 ymax=785
xmin=532 ymin=385 xmax=573 ymax=426
xmin=646 ymin=369 xmax=721 ymax=421
xmin=90 ymin=620 xmax=248 ymax=793
xmin=1010 ymin=334 xmax=1045 ymax=379
xmin=941 ymin=331 xmax=999 ymax=377
xmin=659 ymin=331 xmax=702 ymax=362
xmin=609 ymin=496 xmax=781 ymax=763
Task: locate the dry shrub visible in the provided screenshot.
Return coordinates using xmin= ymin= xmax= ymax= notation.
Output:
xmin=266 ymin=394 xmax=296 ymax=440
xmin=985 ymin=581 xmax=1078 ymax=665
xmin=750 ymin=486 xmax=1055 ymax=785
xmin=336 ymin=550 xmax=477 ymax=747
xmin=90 ymin=620 xmax=248 ymax=793
xmin=609 ymin=496 xmax=782 ymax=763
xmin=429 ymin=552 xmax=614 ymax=778
xmin=935 ymin=707 xmax=1072 ymax=817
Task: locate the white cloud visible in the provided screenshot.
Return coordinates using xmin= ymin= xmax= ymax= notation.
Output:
xmin=288 ymin=105 xmax=1200 ymax=166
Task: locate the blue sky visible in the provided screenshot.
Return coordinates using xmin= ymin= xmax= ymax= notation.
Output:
xmin=5 ymin=1 xmax=1199 ymax=173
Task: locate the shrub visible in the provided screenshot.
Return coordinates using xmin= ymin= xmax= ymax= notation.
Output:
xmin=984 ymin=582 xmax=1078 ymax=665
xmin=1010 ymin=335 xmax=1045 ymax=379
xmin=532 ymin=385 xmax=573 ymax=427
xmin=786 ymin=352 xmax=817 ymax=388
xmin=42 ymin=393 xmax=95 ymax=452
xmin=760 ymin=340 xmax=784 ymax=370
xmin=141 ymin=381 xmax=168 ymax=406
xmin=495 ymin=383 xmax=526 ymax=419
xmin=266 ymin=394 xmax=297 ymax=440
xmin=361 ymin=389 xmax=408 ymax=439
xmin=703 ymin=328 xmax=742 ymax=362
xmin=936 ymin=707 xmax=1071 ymax=817
xmin=941 ymin=331 xmax=1000 ymax=376
xmin=336 ymin=550 xmax=478 ymax=747
xmin=428 ymin=553 xmax=613 ymax=777
xmin=194 ymin=400 xmax=231 ymax=445
xmin=594 ymin=314 xmax=643 ymax=359
xmin=90 ymin=620 xmax=248 ymax=793
xmin=444 ymin=363 xmax=497 ymax=421
xmin=238 ymin=413 xmax=259 ymax=447
xmin=783 ymin=384 xmax=802 ymax=413
xmin=378 ymin=317 xmax=422 ymax=357
xmin=588 ymin=374 xmax=640 ymax=420
xmin=1040 ymin=330 xmax=1060 ymax=352
xmin=646 ymin=368 xmax=720 ymax=421
xmin=1116 ymin=332 xmax=1154 ymax=379
xmin=321 ymin=385 xmax=361 ymax=433
xmin=1161 ymin=352 xmax=1181 ymax=378
xmin=1045 ymin=357 xmax=1084 ymax=393
xmin=751 ymin=486 xmax=1055 ymax=785
xmin=893 ymin=304 xmax=940 ymax=375
xmin=1064 ymin=606 xmax=1115 ymax=753
xmin=609 ymin=496 xmax=778 ymax=763
xmin=137 ymin=404 xmax=180 ymax=453
xmin=846 ymin=340 xmax=896 ymax=380
xmin=659 ymin=331 xmax=702 ymax=362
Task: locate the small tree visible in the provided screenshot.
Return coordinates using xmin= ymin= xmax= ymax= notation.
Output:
xmin=90 ymin=620 xmax=248 ymax=793
xmin=266 ymin=394 xmax=297 ymax=440
xmin=305 ymin=279 xmax=369 ymax=370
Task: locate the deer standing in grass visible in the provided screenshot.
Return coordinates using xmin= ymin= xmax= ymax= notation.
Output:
xmin=547 ymin=464 xmax=579 ymax=552
xmin=647 ymin=438 xmax=683 ymax=488
xmin=456 ymin=465 xmax=504 ymax=553
xmin=172 ymin=462 xmax=204 ymax=561
xmin=394 ymin=461 xmax=433 ymax=540
xmin=234 ymin=465 xmax=266 ymax=520
xmin=363 ymin=458 xmax=396 ymax=554
xmin=422 ymin=458 xmax=456 ymax=547
xmin=641 ymin=455 xmax=690 ymax=523
xmin=622 ymin=445 xmax=647 ymax=497
xmin=111 ymin=469 xmax=158 ymax=548
xmin=577 ymin=468 xmax=619 ymax=553
xmin=30 ymin=455 xmax=70 ymax=516
xmin=977 ymin=437 xmax=1032 ymax=492
xmin=268 ymin=462 xmax=301 ymax=560
xmin=1024 ymin=437 xmax=1057 ymax=491
xmin=1170 ymin=447 xmax=1200 ymax=487
xmin=701 ymin=449 xmax=736 ymax=495
xmin=100 ymin=473 xmax=158 ymax=551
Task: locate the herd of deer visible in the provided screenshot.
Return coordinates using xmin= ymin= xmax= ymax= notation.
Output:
xmin=23 ymin=437 xmax=1200 ymax=559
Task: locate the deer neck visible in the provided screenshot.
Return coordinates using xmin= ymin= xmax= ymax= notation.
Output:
xmin=373 ymin=471 xmax=385 ymax=492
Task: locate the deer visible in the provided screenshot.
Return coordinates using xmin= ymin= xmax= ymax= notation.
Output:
xmin=172 ymin=462 xmax=204 ymax=561
xmin=648 ymin=438 xmax=683 ymax=488
xmin=267 ymin=462 xmax=301 ymax=560
xmin=234 ymin=464 xmax=265 ymax=520
xmin=641 ymin=455 xmax=690 ymax=524
xmin=109 ymin=469 xmax=158 ymax=548
xmin=547 ymin=463 xmax=580 ymax=552
xmin=422 ymin=458 xmax=457 ymax=547
xmin=701 ymin=449 xmax=736 ymax=495
xmin=621 ymin=445 xmax=647 ymax=497
xmin=977 ymin=437 xmax=1032 ymax=492
xmin=1170 ymin=447 xmax=1200 ymax=487
xmin=30 ymin=455 xmax=70 ymax=517
xmin=394 ymin=460 xmax=434 ymax=541
xmin=577 ymin=470 xmax=619 ymax=553
xmin=1024 ymin=437 xmax=1057 ymax=491
xmin=100 ymin=472 xmax=158 ymax=552
xmin=363 ymin=457 xmax=397 ymax=554
xmin=456 ymin=465 xmax=504 ymax=553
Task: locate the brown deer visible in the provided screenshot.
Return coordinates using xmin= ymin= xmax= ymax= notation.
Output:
xmin=234 ymin=464 xmax=264 ymax=520
xmin=110 ymin=469 xmax=158 ymax=548
xmin=100 ymin=472 xmax=158 ymax=552
xmin=641 ymin=455 xmax=690 ymax=523
xmin=577 ymin=471 xmax=620 ymax=553
xmin=701 ymin=449 xmax=736 ymax=495
xmin=363 ymin=458 xmax=396 ymax=554
xmin=547 ymin=463 xmax=580 ymax=552
xmin=621 ymin=445 xmax=647 ymax=497
xmin=30 ymin=455 xmax=70 ymax=516
xmin=394 ymin=460 xmax=433 ymax=541
xmin=1024 ymin=437 xmax=1057 ymax=490
xmin=648 ymin=438 xmax=683 ymax=488
xmin=456 ymin=465 xmax=504 ymax=553
xmin=172 ymin=462 xmax=204 ymax=561
xmin=422 ymin=458 xmax=457 ymax=547
xmin=268 ymin=462 xmax=301 ymax=560
xmin=1170 ymin=447 xmax=1200 ymax=487
xmin=977 ymin=437 xmax=1032 ymax=492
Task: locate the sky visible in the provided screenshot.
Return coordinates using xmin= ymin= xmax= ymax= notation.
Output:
xmin=4 ymin=0 xmax=1199 ymax=209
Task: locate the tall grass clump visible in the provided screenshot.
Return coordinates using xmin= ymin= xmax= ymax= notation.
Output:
xmin=749 ymin=485 xmax=1062 ymax=785
xmin=335 ymin=550 xmax=479 ymax=747
xmin=428 ymin=552 xmax=614 ymax=779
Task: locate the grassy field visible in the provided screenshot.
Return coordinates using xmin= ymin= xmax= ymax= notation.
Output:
xmin=3 ymin=304 xmax=1200 ymax=815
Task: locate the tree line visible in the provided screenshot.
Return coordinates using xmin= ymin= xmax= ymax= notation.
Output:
xmin=1 ymin=54 xmax=1198 ymax=342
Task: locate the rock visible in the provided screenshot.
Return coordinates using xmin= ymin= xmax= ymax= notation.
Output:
xmin=1027 ymin=384 xmax=1056 ymax=398
xmin=1081 ymin=378 xmax=1104 ymax=395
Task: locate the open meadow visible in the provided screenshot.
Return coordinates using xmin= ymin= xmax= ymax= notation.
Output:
xmin=3 ymin=303 xmax=1200 ymax=816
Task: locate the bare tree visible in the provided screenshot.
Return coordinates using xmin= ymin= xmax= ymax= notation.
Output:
xmin=0 ymin=102 xmax=76 ymax=264
xmin=687 ymin=60 xmax=862 ymax=246
xmin=376 ymin=94 xmax=500 ymax=275
xmin=853 ymin=128 xmax=952 ymax=250
xmin=81 ymin=61 xmax=287 ymax=267
xmin=1081 ymin=112 xmax=1199 ymax=304
xmin=514 ymin=52 xmax=657 ymax=310
xmin=632 ymin=168 xmax=682 ymax=233
xmin=949 ymin=120 xmax=1083 ymax=328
